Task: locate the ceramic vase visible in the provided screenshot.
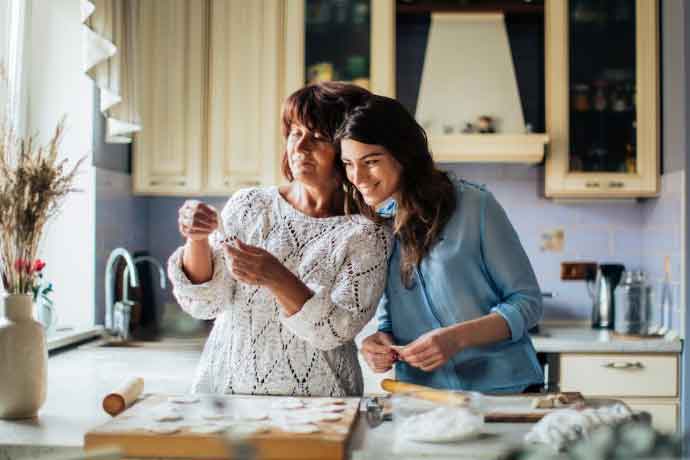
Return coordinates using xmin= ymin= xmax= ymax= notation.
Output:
xmin=0 ymin=293 xmax=47 ymax=419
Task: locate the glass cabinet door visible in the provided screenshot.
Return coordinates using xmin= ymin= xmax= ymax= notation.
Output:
xmin=284 ymin=0 xmax=395 ymax=98
xmin=545 ymin=0 xmax=659 ymax=198
xmin=568 ymin=0 xmax=636 ymax=174
xmin=305 ymin=0 xmax=371 ymax=88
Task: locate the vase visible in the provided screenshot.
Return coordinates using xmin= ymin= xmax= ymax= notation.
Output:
xmin=0 ymin=293 xmax=47 ymax=419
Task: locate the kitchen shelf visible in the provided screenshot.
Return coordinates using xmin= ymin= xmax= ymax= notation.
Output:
xmin=430 ymin=133 xmax=549 ymax=163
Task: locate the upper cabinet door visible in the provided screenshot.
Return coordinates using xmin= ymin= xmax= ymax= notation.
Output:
xmin=207 ymin=0 xmax=284 ymax=194
xmin=134 ymin=0 xmax=207 ymax=195
xmin=284 ymin=0 xmax=395 ymax=97
xmin=545 ymin=0 xmax=659 ymax=198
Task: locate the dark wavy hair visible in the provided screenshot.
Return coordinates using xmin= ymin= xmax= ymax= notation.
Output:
xmin=335 ymin=96 xmax=457 ymax=288
xmin=280 ymin=82 xmax=372 ymax=181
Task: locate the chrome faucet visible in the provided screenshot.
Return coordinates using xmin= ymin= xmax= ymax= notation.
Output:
xmin=104 ymin=248 xmax=140 ymax=335
xmin=122 ymin=256 xmax=167 ymax=302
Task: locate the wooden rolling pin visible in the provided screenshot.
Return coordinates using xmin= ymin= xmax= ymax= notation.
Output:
xmin=102 ymin=377 xmax=144 ymax=416
xmin=380 ymin=378 xmax=471 ymax=405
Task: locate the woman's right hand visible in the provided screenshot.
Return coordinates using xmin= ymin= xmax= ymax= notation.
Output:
xmin=361 ymin=331 xmax=397 ymax=373
xmin=178 ymin=200 xmax=219 ymax=242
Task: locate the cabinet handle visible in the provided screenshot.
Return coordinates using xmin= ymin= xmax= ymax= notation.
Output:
xmin=602 ymin=361 xmax=644 ymax=369
xmin=150 ymin=179 xmax=186 ymax=187
xmin=224 ymin=178 xmax=260 ymax=187
xmin=608 ymin=181 xmax=625 ymax=188
xmin=585 ymin=181 xmax=601 ymax=188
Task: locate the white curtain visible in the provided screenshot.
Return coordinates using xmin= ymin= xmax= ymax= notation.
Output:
xmin=0 ymin=0 xmax=30 ymax=135
xmin=81 ymin=0 xmax=141 ymax=143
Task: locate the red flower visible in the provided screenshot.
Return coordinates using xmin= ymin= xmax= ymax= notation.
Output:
xmin=33 ymin=259 xmax=46 ymax=273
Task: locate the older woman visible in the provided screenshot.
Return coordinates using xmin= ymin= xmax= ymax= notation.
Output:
xmin=167 ymin=83 xmax=391 ymax=396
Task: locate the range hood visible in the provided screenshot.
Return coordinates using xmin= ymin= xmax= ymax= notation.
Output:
xmin=415 ymin=13 xmax=548 ymax=163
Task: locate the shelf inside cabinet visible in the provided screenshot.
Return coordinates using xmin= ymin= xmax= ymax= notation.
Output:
xmin=430 ymin=133 xmax=549 ymax=163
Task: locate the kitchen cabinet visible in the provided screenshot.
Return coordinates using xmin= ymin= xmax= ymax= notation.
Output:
xmin=544 ymin=0 xmax=660 ymax=198
xmin=559 ymin=352 xmax=679 ymax=432
xmin=206 ymin=0 xmax=284 ymax=194
xmin=284 ymin=0 xmax=395 ymax=97
xmin=133 ymin=0 xmax=206 ymax=195
xmin=134 ymin=0 xmax=284 ymax=196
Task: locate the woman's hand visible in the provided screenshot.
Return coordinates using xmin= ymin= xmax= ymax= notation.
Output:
xmin=178 ymin=200 xmax=219 ymax=242
xmin=224 ymin=239 xmax=289 ymax=287
xmin=397 ymin=327 xmax=461 ymax=372
xmin=361 ymin=331 xmax=398 ymax=373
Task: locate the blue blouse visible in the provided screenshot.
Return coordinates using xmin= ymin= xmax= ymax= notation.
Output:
xmin=377 ymin=180 xmax=544 ymax=394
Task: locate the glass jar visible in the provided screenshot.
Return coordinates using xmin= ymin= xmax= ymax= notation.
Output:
xmin=572 ymin=84 xmax=590 ymax=112
xmin=614 ymin=270 xmax=649 ymax=335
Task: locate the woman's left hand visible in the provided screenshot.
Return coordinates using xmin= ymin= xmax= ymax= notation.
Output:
xmin=224 ymin=239 xmax=288 ymax=287
xmin=397 ymin=327 xmax=461 ymax=372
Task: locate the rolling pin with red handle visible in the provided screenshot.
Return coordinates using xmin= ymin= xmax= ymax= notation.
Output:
xmin=380 ymin=378 xmax=472 ymax=405
xmin=102 ymin=377 xmax=144 ymax=416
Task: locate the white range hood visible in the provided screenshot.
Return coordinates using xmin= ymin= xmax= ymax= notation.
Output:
xmin=415 ymin=12 xmax=548 ymax=163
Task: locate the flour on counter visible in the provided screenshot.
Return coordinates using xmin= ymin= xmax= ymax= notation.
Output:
xmin=396 ymin=407 xmax=484 ymax=443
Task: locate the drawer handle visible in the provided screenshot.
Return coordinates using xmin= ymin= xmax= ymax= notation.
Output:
xmin=585 ymin=181 xmax=601 ymax=188
xmin=608 ymin=181 xmax=625 ymax=188
xmin=602 ymin=361 xmax=644 ymax=369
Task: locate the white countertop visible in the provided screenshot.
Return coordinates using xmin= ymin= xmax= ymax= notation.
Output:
xmin=0 ymin=326 xmax=682 ymax=458
xmin=0 ymin=337 xmax=530 ymax=460
xmin=530 ymin=326 xmax=683 ymax=353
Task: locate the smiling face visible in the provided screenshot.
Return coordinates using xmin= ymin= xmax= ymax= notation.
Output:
xmin=340 ymin=138 xmax=402 ymax=208
xmin=286 ymin=123 xmax=337 ymax=185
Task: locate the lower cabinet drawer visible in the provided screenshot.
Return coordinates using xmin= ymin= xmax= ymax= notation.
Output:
xmin=621 ymin=399 xmax=678 ymax=433
xmin=560 ymin=353 xmax=678 ymax=397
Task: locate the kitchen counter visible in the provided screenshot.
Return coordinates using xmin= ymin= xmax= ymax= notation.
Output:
xmin=0 ymin=326 xmax=681 ymax=459
xmin=530 ymin=326 xmax=683 ymax=353
xmin=0 ymin=337 xmax=530 ymax=460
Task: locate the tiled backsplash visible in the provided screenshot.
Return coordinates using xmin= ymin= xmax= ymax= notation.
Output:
xmin=95 ymin=165 xmax=683 ymax=326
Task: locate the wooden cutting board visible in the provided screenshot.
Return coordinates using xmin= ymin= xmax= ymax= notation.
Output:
xmin=84 ymin=394 xmax=360 ymax=460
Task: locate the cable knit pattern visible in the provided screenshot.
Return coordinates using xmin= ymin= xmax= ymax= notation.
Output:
xmin=168 ymin=187 xmax=392 ymax=396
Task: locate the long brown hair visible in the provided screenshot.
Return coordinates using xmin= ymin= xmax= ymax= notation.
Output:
xmin=336 ymin=96 xmax=457 ymax=288
xmin=280 ymin=82 xmax=372 ymax=181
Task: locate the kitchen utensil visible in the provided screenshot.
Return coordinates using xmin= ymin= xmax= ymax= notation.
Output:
xmin=102 ymin=377 xmax=144 ymax=416
xmin=380 ymin=379 xmax=585 ymax=423
xmin=364 ymin=396 xmax=384 ymax=428
xmin=588 ymin=263 xmax=625 ymax=329
xmin=380 ymin=378 xmax=474 ymax=406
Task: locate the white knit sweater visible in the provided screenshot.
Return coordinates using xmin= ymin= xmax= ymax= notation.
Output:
xmin=168 ymin=187 xmax=392 ymax=396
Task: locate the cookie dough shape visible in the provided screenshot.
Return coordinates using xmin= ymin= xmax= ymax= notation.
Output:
xmin=281 ymin=423 xmax=320 ymax=434
xmin=145 ymin=425 xmax=181 ymax=435
xmin=153 ymin=412 xmax=183 ymax=422
xmin=169 ymin=395 xmax=201 ymax=404
xmin=188 ymin=424 xmax=228 ymax=434
xmin=271 ymin=399 xmax=306 ymax=410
